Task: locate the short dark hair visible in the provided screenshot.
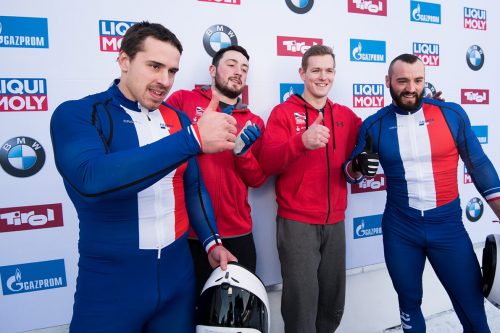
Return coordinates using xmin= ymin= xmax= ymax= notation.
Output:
xmin=301 ymin=45 xmax=335 ymax=70
xmin=119 ymin=21 xmax=183 ymax=60
xmin=212 ymin=45 xmax=250 ymax=66
xmin=388 ymin=53 xmax=421 ymax=75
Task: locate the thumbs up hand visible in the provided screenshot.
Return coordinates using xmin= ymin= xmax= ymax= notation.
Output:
xmin=351 ymin=135 xmax=379 ymax=177
xmin=302 ymin=112 xmax=330 ymax=150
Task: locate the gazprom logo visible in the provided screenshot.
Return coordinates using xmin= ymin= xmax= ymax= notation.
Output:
xmin=352 ymin=84 xmax=384 ymax=108
xmin=413 ymin=42 xmax=439 ymax=66
xmin=471 ymin=125 xmax=488 ymax=144
xmin=353 ymin=214 xmax=383 ymax=239
xmin=410 ymin=1 xmax=441 ymax=25
xmin=280 ymin=83 xmax=304 ymax=102
xmin=0 ymin=16 xmax=49 ymax=48
xmin=0 ymin=259 xmax=67 ymax=295
xmin=350 ymin=39 xmax=386 ymax=63
xmin=464 ymin=8 xmax=486 ymax=31
xmin=99 ymin=20 xmax=136 ymax=52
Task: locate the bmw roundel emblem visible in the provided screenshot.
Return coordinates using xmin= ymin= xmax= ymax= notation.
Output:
xmin=465 ymin=197 xmax=484 ymax=222
xmin=466 ymin=45 xmax=484 ymax=71
xmin=424 ymin=82 xmax=436 ymax=98
xmin=203 ymin=24 xmax=238 ymax=57
xmin=285 ymin=0 xmax=314 ymax=14
xmin=0 ymin=137 xmax=45 ymax=177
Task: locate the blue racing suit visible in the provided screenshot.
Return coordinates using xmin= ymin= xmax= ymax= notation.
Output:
xmin=50 ymin=80 xmax=221 ymax=333
xmin=346 ymin=98 xmax=500 ymax=333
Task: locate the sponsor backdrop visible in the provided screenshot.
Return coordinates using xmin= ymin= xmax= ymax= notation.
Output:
xmin=1 ymin=0 xmax=498 ymax=331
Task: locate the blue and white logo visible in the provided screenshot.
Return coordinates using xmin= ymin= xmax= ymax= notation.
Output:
xmin=280 ymin=83 xmax=304 ymax=102
xmin=465 ymin=197 xmax=483 ymax=222
xmin=0 ymin=16 xmax=49 ymax=48
xmin=350 ymin=39 xmax=386 ymax=63
xmin=410 ymin=1 xmax=441 ymax=24
xmin=424 ymin=82 xmax=436 ymax=97
xmin=203 ymin=24 xmax=238 ymax=57
xmin=0 ymin=137 xmax=45 ymax=177
xmin=471 ymin=125 xmax=488 ymax=144
xmin=466 ymin=45 xmax=484 ymax=71
xmin=285 ymin=0 xmax=314 ymax=14
xmin=0 ymin=259 xmax=67 ymax=295
xmin=353 ymin=214 xmax=383 ymax=239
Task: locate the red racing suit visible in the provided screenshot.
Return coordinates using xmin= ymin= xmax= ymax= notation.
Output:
xmin=259 ymin=94 xmax=362 ymax=224
xmin=166 ymin=86 xmax=267 ymax=237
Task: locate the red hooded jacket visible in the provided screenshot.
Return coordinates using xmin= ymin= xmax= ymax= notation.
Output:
xmin=165 ymin=86 xmax=267 ymax=237
xmin=260 ymin=94 xmax=361 ymax=224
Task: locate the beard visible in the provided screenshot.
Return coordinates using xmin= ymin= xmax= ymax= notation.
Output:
xmin=214 ymin=73 xmax=243 ymax=100
xmin=389 ymin=84 xmax=423 ymax=111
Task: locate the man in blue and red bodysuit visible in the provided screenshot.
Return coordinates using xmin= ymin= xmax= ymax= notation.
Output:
xmin=50 ymin=22 xmax=237 ymax=333
xmin=345 ymin=53 xmax=500 ymax=333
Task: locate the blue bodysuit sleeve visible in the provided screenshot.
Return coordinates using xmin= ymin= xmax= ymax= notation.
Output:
xmin=50 ymin=99 xmax=202 ymax=201
xmin=183 ymin=157 xmax=221 ymax=252
xmin=453 ymin=103 xmax=500 ymax=201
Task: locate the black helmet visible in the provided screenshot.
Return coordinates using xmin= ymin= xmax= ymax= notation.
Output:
xmin=195 ymin=262 xmax=270 ymax=333
xmin=482 ymin=234 xmax=500 ymax=308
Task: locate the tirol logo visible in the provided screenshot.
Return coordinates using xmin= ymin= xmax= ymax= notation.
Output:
xmin=285 ymin=0 xmax=314 ymax=14
xmin=465 ymin=197 xmax=483 ymax=222
xmin=198 ymin=0 xmax=241 ymax=4
xmin=0 ymin=78 xmax=48 ymax=112
xmin=353 ymin=84 xmax=384 ymax=108
xmin=0 ymin=203 xmax=64 ymax=233
xmin=463 ymin=165 xmax=472 ymax=184
xmin=461 ymin=89 xmax=489 ymax=105
xmin=410 ymin=1 xmax=441 ymax=25
xmin=0 ymin=16 xmax=49 ymax=48
xmin=424 ymin=82 xmax=436 ymax=97
xmin=353 ymin=214 xmax=383 ymax=239
xmin=471 ymin=126 xmax=488 ymax=144
xmin=0 ymin=137 xmax=45 ymax=177
xmin=351 ymin=174 xmax=386 ymax=193
xmin=203 ymin=25 xmax=238 ymax=57
xmin=99 ymin=20 xmax=136 ymax=52
xmin=0 ymin=259 xmax=67 ymax=295
xmin=280 ymin=83 xmax=304 ymax=102
xmin=413 ymin=42 xmax=439 ymax=66
xmin=277 ymin=36 xmax=322 ymax=57
xmin=464 ymin=8 xmax=486 ymax=31
xmin=350 ymin=39 xmax=386 ymax=63
xmin=466 ymin=45 xmax=484 ymax=71
xmin=348 ymin=0 xmax=387 ymax=16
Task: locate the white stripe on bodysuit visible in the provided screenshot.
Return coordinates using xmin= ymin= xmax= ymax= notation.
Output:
xmin=396 ymin=109 xmax=437 ymax=211
xmin=125 ymin=105 xmax=176 ymax=250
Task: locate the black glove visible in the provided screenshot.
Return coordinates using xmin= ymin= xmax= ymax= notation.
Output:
xmin=351 ymin=135 xmax=379 ymax=177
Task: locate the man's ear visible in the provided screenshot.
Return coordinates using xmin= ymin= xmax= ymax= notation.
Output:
xmin=118 ymin=51 xmax=130 ymax=73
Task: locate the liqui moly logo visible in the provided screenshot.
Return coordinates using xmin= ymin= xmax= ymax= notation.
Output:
xmin=0 ymin=78 xmax=48 ymax=112
xmin=0 ymin=203 xmax=63 ymax=233
xmin=277 ymin=36 xmax=322 ymax=57
xmin=413 ymin=42 xmax=439 ymax=66
xmin=464 ymin=8 xmax=486 ymax=31
xmin=352 ymin=84 xmax=384 ymax=108
xmin=351 ymin=174 xmax=386 ymax=193
xmin=348 ymin=0 xmax=387 ymax=16
xmin=464 ymin=165 xmax=472 ymax=184
xmin=461 ymin=89 xmax=489 ymax=105
xmin=99 ymin=20 xmax=136 ymax=52
xmin=198 ymin=0 xmax=240 ymax=4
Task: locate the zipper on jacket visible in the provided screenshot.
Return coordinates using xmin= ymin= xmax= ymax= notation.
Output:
xmin=322 ymin=107 xmax=331 ymax=224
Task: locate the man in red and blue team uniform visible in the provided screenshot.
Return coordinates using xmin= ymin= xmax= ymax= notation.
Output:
xmin=50 ymin=22 xmax=237 ymax=333
xmin=166 ymin=45 xmax=267 ymax=294
xmin=345 ymin=53 xmax=500 ymax=333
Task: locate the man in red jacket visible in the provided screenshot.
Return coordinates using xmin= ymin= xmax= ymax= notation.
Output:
xmin=259 ymin=45 xmax=362 ymax=333
xmin=165 ymin=45 xmax=267 ymax=293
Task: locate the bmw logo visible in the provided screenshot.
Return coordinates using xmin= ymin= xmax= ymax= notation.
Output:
xmin=424 ymin=82 xmax=436 ymax=98
xmin=466 ymin=45 xmax=484 ymax=71
xmin=465 ymin=197 xmax=484 ymax=222
xmin=203 ymin=24 xmax=238 ymax=57
xmin=285 ymin=0 xmax=314 ymax=14
xmin=0 ymin=137 xmax=45 ymax=177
